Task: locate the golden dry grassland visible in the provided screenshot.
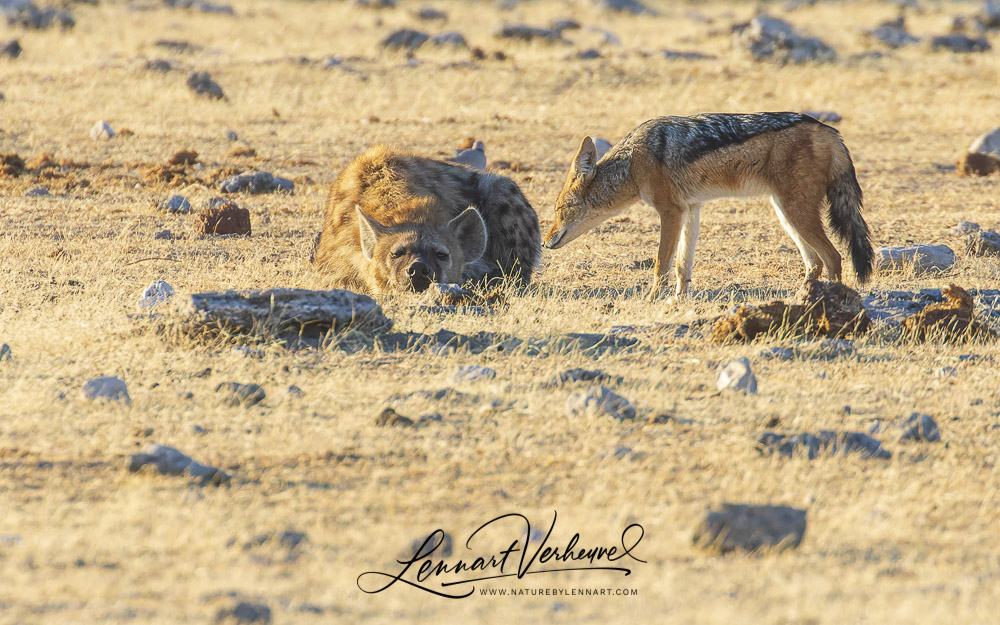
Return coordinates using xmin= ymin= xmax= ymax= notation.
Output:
xmin=1 ymin=0 xmax=1000 ymax=622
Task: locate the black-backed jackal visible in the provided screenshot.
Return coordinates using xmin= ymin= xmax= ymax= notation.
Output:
xmin=543 ymin=113 xmax=874 ymax=298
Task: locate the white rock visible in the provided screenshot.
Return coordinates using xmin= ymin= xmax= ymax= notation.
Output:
xmin=951 ymin=221 xmax=980 ymax=235
xmin=875 ymin=244 xmax=956 ymax=274
xmin=968 ymin=127 xmax=1000 ymax=158
xmin=593 ymin=137 xmax=613 ymax=160
xmin=451 ymin=141 xmax=486 ymax=172
xmin=566 ymin=385 xmax=636 ymax=421
xmin=82 ymin=376 xmax=130 ymax=404
xmin=137 ymin=280 xmax=175 ymax=311
xmin=717 ymin=357 xmax=758 ymax=394
xmin=90 ymin=120 xmax=115 ymax=140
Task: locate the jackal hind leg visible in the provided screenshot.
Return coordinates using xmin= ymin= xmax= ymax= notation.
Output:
xmin=648 ymin=207 xmax=685 ymax=301
xmin=674 ymin=204 xmax=701 ymax=297
xmin=770 ymin=195 xmax=838 ymax=281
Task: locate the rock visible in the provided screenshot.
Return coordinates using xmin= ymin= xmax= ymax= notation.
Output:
xmin=145 ymin=58 xmax=173 ymax=72
xmin=453 ymin=365 xmax=497 ymax=382
xmin=550 ymin=18 xmax=581 ymax=34
xmin=200 ymin=200 xmax=251 ymax=236
xmin=801 ymin=338 xmax=854 ymax=360
xmin=449 ymin=141 xmax=486 ymax=172
xmin=1 ymin=39 xmax=21 ymax=59
xmin=129 ymin=443 xmax=229 ymax=485
xmin=82 ymin=376 xmax=131 ymax=404
xmin=552 ymin=368 xmax=612 ymax=386
xmin=431 ymin=31 xmax=467 ymax=48
xmin=951 ymin=221 xmax=980 ymax=235
xmin=0 ymin=343 xmax=10 ymax=361
xmin=593 ymin=137 xmax=613 ymax=160
xmin=219 ymin=171 xmax=293 ymax=194
xmin=381 ymin=28 xmax=430 ymax=51
xmin=25 ymin=187 xmax=48 ymax=197
xmin=759 ymin=346 xmax=794 ymax=361
xmin=863 ymin=16 xmax=920 ymax=48
xmin=898 ymin=413 xmax=941 ymax=442
xmin=286 ymin=385 xmax=304 ymax=398
xmin=421 ymin=283 xmax=471 ymax=305
xmin=716 ymin=357 xmax=757 ymax=394
xmin=154 ymin=229 xmax=173 ymax=240
xmin=901 ymin=283 xmax=995 ymax=341
xmin=740 ymin=13 xmax=836 ymax=64
xmin=875 ymin=244 xmax=956 ymax=274
xmin=934 ymin=366 xmax=957 ymax=378
xmin=175 ymin=288 xmax=391 ymax=337
xmin=3 ymin=1 xmax=74 ymax=30
xmin=155 ymin=39 xmax=201 ymax=54
xmin=594 ymin=0 xmax=655 ymax=15
xmin=661 ymin=48 xmax=715 ymax=60
xmin=576 ymin=48 xmax=601 ymax=59
xmin=136 ymin=280 xmax=175 ymax=311
xmin=415 ymin=7 xmax=447 ymax=21
xmin=90 ymin=120 xmax=115 ymax=140
xmin=495 ymin=24 xmax=567 ymax=44
xmin=693 ymin=503 xmax=806 ymax=554
xmin=374 ymin=407 xmax=415 ymax=427
xmin=930 ymin=34 xmax=990 ymax=53
xmin=803 ymin=110 xmax=842 ymax=123
xmin=967 ymin=230 xmax=1000 ymax=256
xmin=165 ymin=0 xmax=234 ymax=14
xmin=968 ymin=127 xmax=1000 ymax=158
xmin=980 ymin=0 xmax=1000 ymax=30
xmin=187 ymin=72 xmax=224 ymax=99
xmin=757 ymin=430 xmax=892 ymax=459
xmin=216 ymin=382 xmax=266 ymax=407
xmin=225 ymin=129 xmax=238 ymax=141
xmin=215 ymin=601 xmax=271 ymax=624
xmin=566 ymin=386 xmax=636 ymax=421
xmin=159 ymin=194 xmax=191 ymax=214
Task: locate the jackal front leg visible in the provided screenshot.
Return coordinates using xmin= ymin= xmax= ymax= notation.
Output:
xmin=647 ymin=207 xmax=684 ymax=302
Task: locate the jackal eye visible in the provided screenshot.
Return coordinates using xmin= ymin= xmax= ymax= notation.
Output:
xmin=435 ymin=251 xmax=449 ymax=261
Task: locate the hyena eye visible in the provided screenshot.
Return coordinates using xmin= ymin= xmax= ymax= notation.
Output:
xmin=390 ymin=248 xmax=405 ymax=259
xmin=435 ymin=251 xmax=449 ymax=261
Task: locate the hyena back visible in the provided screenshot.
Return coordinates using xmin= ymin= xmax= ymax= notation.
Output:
xmin=544 ymin=113 xmax=874 ymax=297
xmin=313 ymin=145 xmax=541 ymax=295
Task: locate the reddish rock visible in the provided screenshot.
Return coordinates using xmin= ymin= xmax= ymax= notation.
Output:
xmin=200 ymin=201 xmax=251 ymax=236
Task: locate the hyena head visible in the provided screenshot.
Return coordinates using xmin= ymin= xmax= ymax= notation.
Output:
xmin=356 ymin=202 xmax=487 ymax=293
xmin=544 ymin=136 xmax=606 ymax=250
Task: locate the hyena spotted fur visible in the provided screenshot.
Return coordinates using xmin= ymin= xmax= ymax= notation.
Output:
xmin=312 ymin=145 xmax=541 ymax=295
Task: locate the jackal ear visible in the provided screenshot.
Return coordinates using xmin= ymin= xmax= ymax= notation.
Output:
xmin=572 ymin=136 xmax=598 ymax=180
xmin=356 ymin=206 xmax=391 ymax=261
xmin=448 ymin=207 xmax=487 ymax=263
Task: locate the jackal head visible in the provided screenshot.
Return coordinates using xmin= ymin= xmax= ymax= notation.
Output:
xmin=544 ymin=136 xmax=607 ymax=250
xmin=356 ymin=204 xmax=487 ymax=293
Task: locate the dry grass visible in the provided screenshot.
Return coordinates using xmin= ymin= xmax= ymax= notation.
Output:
xmin=2 ymin=0 xmax=1000 ymax=622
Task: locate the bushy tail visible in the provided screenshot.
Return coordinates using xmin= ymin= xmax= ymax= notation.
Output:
xmin=826 ymin=141 xmax=873 ymax=285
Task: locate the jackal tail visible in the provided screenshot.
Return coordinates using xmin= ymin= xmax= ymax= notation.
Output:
xmin=826 ymin=140 xmax=873 ymax=285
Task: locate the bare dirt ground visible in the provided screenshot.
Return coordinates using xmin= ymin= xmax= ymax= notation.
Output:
xmin=2 ymin=0 xmax=1000 ymax=622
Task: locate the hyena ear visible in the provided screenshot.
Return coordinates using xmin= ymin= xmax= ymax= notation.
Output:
xmin=356 ymin=205 xmax=391 ymax=261
xmin=572 ymin=136 xmax=598 ymax=180
xmin=448 ymin=207 xmax=488 ymax=263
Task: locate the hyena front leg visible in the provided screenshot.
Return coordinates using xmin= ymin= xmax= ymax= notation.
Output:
xmin=674 ymin=204 xmax=701 ymax=297
xmin=648 ymin=206 xmax=685 ymax=301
